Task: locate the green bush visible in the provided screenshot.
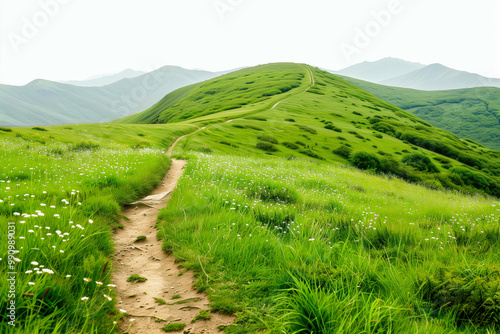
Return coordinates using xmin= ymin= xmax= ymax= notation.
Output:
xmin=0 ymin=127 xmax=12 ymax=132
xmin=401 ymin=153 xmax=440 ymax=173
xmin=332 ymin=145 xmax=352 ymax=159
xmin=351 ymin=152 xmax=381 ymax=171
xmin=258 ymin=135 xmax=278 ymax=144
xmin=256 ymin=141 xmax=278 ymax=152
xmin=324 ymin=124 xmax=342 ymax=132
xmin=282 ymin=142 xmax=299 ymax=150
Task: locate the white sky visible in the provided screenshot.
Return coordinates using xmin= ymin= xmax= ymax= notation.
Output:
xmin=0 ymin=0 xmax=498 ymax=85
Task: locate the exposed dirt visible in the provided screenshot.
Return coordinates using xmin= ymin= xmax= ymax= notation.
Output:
xmin=112 ymin=158 xmax=234 ymax=333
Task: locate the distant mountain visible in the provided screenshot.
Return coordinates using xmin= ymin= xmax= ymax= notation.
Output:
xmin=381 ymin=63 xmax=500 ymax=90
xmin=341 ymin=75 xmax=500 ymax=150
xmin=61 ymin=69 xmax=146 ymax=87
xmin=336 ymin=58 xmax=425 ymax=83
xmin=0 ymin=66 xmax=220 ymax=127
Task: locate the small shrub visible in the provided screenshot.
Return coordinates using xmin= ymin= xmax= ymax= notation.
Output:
xmin=352 ymin=111 xmax=363 ymax=116
xmin=295 ymin=141 xmax=306 ymax=146
xmin=172 ymin=294 xmax=181 ymax=300
xmin=0 ymin=127 xmax=12 ymax=132
xmin=402 ymin=153 xmax=440 ymax=173
xmin=332 ymin=146 xmax=352 ymax=159
xmin=258 ymin=135 xmax=278 ymax=144
xmin=283 ymin=142 xmax=299 ymax=150
xmin=32 ymin=127 xmax=48 ymax=131
xmin=285 ymin=118 xmax=296 ymax=122
xmin=324 ymin=124 xmax=342 ymax=132
xmin=256 ymin=141 xmax=278 ymax=152
xmin=351 ymin=152 xmax=381 ymax=171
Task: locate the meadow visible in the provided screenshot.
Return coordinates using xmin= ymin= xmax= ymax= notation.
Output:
xmin=158 ymin=153 xmax=500 ymax=333
xmin=2 ymin=62 xmax=500 ymax=333
xmin=0 ymin=124 xmax=194 ymax=333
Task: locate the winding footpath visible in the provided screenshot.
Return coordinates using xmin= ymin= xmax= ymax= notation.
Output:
xmin=111 ymin=67 xmax=316 ymax=332
xmin=112 ymin=136 xmax=234 ymax=334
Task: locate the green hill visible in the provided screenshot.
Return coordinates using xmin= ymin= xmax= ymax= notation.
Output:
xmin=339 ymin=76 xmax=500 ymax=150
xmin=119 ymin=63 xmax=500 ymax=198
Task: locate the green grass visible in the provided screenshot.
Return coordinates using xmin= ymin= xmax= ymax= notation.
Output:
xmin=135 ymin=236 xmax=147 ymax=242
xmin=157 ymin=153 xmax=500 ymax=333
xmin=0 ymin=125 xmax=187 ymax=333
xmin=126 ymin=275 xmax=147 ymax=283
xmin=153 ymin=297 xmax=167 ymax=305
xmin=162 ymin=323 xmax=186 ymax=332
xmin=191 ymin=309 xmax=211 ymax=323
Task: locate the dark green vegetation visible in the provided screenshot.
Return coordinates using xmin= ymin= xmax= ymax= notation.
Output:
xmin=342 ymin=76 xmax=500 ymax=150
xmin=0 ymin=66 xmax=220 ymax=127
xmin=128 ymin=63 xmax=500 ymax=198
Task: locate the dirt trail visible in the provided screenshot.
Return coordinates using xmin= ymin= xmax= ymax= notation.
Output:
xmin=112 ymin=137 xmax=234 ymax=333
xmin=167 ymin=127 xmax=206 ymax=155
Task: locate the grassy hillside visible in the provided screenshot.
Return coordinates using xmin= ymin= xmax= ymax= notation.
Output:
xmin=118 ymin=63 xmax=307 ymax=124
xmin=0 ymin=66 xmax=218 ymax=127
xmin=340 ymin=76 xmax=500 ymax=150
xmin=128 ymin=63 xmax=500 ymax=198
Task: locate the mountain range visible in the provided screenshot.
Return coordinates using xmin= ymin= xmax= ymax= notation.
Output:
xmin=336 ymin=58 xmax=500 ymax=90
xmin=60 ymin=69 xmax=146 ymax=87
xmin=0 ymin=66 xmax=220 ymax=127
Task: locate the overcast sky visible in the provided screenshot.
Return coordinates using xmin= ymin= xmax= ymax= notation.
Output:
xmin=0 ymin=0 xmax=498 ymax=85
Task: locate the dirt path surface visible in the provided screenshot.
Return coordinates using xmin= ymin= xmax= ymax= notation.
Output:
xmin=112 ymin=156 xmax=234 ymax=333
xmin=167 ymin=127 xmax=206 ymax=155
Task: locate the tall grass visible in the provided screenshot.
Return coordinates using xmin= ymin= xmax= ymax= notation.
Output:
xmin=157 ymin=153 xmax=500 ymax=333
xmin=0 ymin=137 xmax=170 ymax=333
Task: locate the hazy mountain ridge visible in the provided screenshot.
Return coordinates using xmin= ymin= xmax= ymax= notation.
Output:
xmin=337 ymin=58 xmax=500 ymax=90
xmin=0 ymin=66 xmax=221 ymax=127
xmin=60 ymin=69 xmax=146 ymax=87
